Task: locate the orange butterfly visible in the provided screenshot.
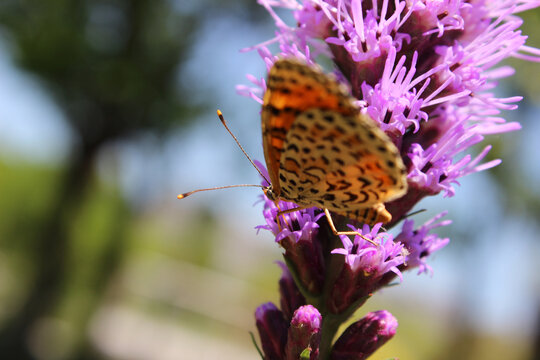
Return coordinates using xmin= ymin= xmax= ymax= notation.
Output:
xmin=178 ymin=58 xmax=407 ymax=240
xmin=260 ymin=59 xmax=407 ymax=233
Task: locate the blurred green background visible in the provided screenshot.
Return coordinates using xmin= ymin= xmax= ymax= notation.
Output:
xmin=0 ymin=1 xmax=539 ymax=359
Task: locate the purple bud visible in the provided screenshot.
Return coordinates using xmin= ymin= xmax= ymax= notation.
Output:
xmin=331 ymin=310 xmax=398 ymax=360
xmin=255 ymin=302 xmax=288 ymax=360
xmin=278 ymin=262 xmax=306 ymax=321
xmin=285 ymin=305 xmax=322 ymax=360
xmin=281 ymin=230 xmax=326 ymax=295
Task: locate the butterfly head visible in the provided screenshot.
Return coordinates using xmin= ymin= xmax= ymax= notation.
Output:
xmin=263 ymin=186 xmax=278 ymax=202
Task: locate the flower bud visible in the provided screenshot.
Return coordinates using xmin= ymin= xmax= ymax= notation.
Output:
xmin=331 ymin=310 xmax=398 ymax=360
xmin=285 ymin=305 xmax=322 ymax=360
xmin=255 ymin=302 xmax=288 ymax=360
xmin=278 ymin=262 xmax=306 ymax=321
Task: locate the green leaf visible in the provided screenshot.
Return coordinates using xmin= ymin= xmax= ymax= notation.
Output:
xmin=249 ymin=331 xmax=265 ymax=360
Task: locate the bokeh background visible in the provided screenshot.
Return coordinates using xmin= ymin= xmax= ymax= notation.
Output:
xmin=0 ymin=1 xmax=539 ymax=359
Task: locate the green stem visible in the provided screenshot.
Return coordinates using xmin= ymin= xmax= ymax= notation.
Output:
xmin=319 ymin=313 xmax=343 ymax=359
xmin=318 ymin=222 xmax=348 ymax=359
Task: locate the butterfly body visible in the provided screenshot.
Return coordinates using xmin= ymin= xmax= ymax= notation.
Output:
xmin=262 ymin=59 xmax=407 ymax=225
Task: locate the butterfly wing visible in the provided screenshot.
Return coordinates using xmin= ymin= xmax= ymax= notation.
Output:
xmin=262 ymin=59 xmax=357 ymax=195
xmin=278 ymin=108 xmax=407 ymax=223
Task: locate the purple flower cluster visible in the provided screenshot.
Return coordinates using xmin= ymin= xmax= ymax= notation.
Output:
xmin=241 ymin=0 xmax=540 ymax=358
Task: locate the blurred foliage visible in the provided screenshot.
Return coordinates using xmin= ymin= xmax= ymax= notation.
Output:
xmin=0 ymin=0 xmax=269 ymax=359
xmin=507 ymin=8 xmax=540 ymax=102
xmin=0 ymin=0 xmax=197 ymax=141
xmin=492 ymin=7 xmax=540 ymax=223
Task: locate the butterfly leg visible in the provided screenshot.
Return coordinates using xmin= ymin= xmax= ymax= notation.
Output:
xmin=277 ymin=206 xmax=308 ymax=216
xmin=324 ymin=209 xmax=378 ymax=246
xmin=275 ymin=204 xmax=308 ymax=231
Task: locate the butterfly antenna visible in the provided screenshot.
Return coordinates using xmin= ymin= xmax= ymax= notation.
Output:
xmin=217 ymin=110 xmax=271 ymax=185
xmin=177 ymin=184 xmax=265 ymax=199
xmin=404 ymin=209 xmax=427 ymax=218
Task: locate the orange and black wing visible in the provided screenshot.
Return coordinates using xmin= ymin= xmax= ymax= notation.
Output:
xmin=277 ymin=108 xmax=408 ymax=222
xmin=261 ymin=59 xmax=357 ymax=196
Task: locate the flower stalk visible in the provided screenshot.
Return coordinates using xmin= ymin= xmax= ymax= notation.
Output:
xmin=241 ymin=1 xmax=540 ymax=358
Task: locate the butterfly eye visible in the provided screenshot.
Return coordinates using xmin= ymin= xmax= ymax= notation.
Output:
xmin=264 ymin=188 xmax=276 ymax=201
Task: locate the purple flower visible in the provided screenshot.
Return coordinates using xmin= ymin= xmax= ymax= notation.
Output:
xmin=331 ymin=310 xmax=398 ymax=360
xmin=332 ymin=224 xmax=405 ymax=280
xmin=257 ymin=192 xmax=324 ymax=245
xmin=328 ymin=224 xmax=406 ymax=313
xmin=240 ymin=1 xmax=540 ymax=224
xmin=395 ymin=212 xmax=451 ymax=275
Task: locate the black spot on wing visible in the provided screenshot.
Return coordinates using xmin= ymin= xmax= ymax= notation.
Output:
xmin=323 ymin=114 xmax=335 ymax=123
xmin=287 ymin=144 xmax=299 ymax=152
xmin=323 ymin=194 xmax=335 ymax=201
xmin=268 ymin=75 xmax=285 ymax=83
xmin=358 ymin=191 xmax=369 ymax=203
xmin=335 ymin=125 xmax=346 ymax=134
xmin=355 ymin=165 xmax=366 ymax=175
xmin=357 ymin=177 xmax=372 ymax=188
xmin=284 ymin=106 xmax=301 ymax=116
xmin=303 ymin=167 xmax=322 ymax=182
xmin=264 ymin=104 xmax=281 ymax=116
xmin=368 ymin=189 xmax=380 ymax=201
xmin=373 ymin=176 xmax=384 ymax=188
xmin=361 ymin=208 xmax=370 ymax=221
xmin=336 ymin=180 xmax=351 ymax=190
xmin=344 ymin=192 xmax=358 ymax=202
xmin=283 ymin=157 xmax=301 ymax=169
xmin=321 ymin=155 xmax=330 ymax=165
xmin=279 ymin=87 xmax=291 ymax=95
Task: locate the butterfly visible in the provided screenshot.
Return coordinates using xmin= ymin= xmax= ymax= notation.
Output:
xmin=260 ymin=59 xmax=408 ymax=231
